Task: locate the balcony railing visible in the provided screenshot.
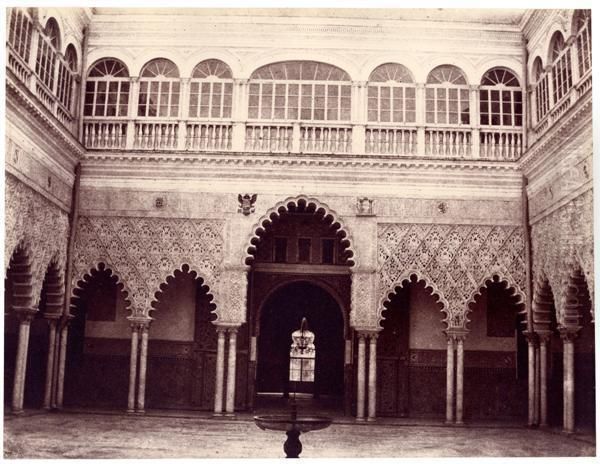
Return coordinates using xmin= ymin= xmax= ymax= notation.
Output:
xmin=425 ymin=127 xmax=472 ymax=157
xmin=366 ymin=127 xmax=417 ymax=155
xmin=479 ymin=128 xmax=522 ymax=161
xmin=7 ymin=45 xmax=77 ymax=136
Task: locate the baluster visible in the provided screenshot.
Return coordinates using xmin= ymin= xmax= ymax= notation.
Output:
xmin=210 ymin=124 xmax=216 ymax=150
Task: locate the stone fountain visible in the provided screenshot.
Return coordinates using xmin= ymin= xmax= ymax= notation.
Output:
xmin=254 ymin=318 xmax=332 ymax=458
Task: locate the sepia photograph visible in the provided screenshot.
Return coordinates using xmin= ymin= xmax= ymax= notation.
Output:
xmin=3 ymin=1 xmax=596 ymax=460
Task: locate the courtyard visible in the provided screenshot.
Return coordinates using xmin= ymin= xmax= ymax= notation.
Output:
xmin=3 ymin=409 xmax=596 ymax=459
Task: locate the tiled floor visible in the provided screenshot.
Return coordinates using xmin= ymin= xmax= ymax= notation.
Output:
xmin=3 ymin=409 xmax=596 ymax=459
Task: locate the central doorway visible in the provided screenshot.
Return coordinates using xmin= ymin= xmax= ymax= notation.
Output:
xmin=256 ymin=281 xmax=345 ymax=408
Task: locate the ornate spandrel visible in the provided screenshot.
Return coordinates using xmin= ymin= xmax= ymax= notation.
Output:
xmin=289 ymin=318 xmax=315 ymax=383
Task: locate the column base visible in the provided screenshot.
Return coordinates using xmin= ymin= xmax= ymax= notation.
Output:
xmin=355 ymin=417 xmax=366 ymax=422
xmin=11 ymin=409 xmax=24 ymax=416
xmin=444 ymin=419 xmax=454 ymax=425
xmin=223 ymin=412 xmax=236 ymax=418
xmin=455 ymin=420 xmax=464 ymax=426
xmin=367 ymin=417 xmax=377 ymax=422
xmin=126 ymin=408 xmax=136 ymax=414
xmin=212 ymin=412 xmax=225 ymax=418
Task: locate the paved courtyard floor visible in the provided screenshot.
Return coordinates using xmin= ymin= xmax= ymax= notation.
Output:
xmin=3 ymin=409 xmax=596 ymax=459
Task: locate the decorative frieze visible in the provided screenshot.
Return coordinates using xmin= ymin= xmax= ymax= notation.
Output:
xmin=378 ymin=223 xmax=526 ymax=329
xmin=72 ymin=216 xmax=224 ymax=318
xmin=531 ymin=189 xmax=594 ymax=324
xmin=5 ymin=174 xmax=69 ymax=307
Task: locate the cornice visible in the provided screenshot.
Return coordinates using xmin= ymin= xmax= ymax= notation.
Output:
xmin=82 ymin=150 xmax=522 ymax=174
xmin=6 ymin=72 xmax=85 ymax=161
xmin=519 ymin=94 xmax=592 ymax=176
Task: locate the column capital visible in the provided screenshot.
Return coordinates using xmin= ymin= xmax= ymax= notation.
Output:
xmin=13 ymin=308 xmax=38 ymax=323
xmin=128 ymin=316 xmax=152 ymax=331
xmin=130 ymin=76 xmax=140 ymax=83
xmin=352 ymin=81 xmax=368 ymax=89
xmin=536 ymin=330 xmax=553 ymax=343
xmin=356 ymin=328 xmax=380 ymax=338
xmin=565 ymin=34 xmax=578 ymax=47
xmin=558 ymin=326 xmax=579 ymax=342
xmin=469 ymin=84 xmax=480 ymax=91
xmin=416 ymin=83 xmax=426 ymax=89
xmin=523 ymin=330 xmax=538 ymax=344
xmin=445 ymin=328 xmax=468 ymax=341
xmin=234 ymin=78 xmax=249 ymax=86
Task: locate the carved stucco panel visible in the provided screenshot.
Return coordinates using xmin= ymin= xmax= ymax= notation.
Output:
xmin=351 ymin=270 xmax=378 ymax=329
xmin=5 ymin=174 xmax=69 ymax=307
xmin=531 ymin=189 xmax=594 ymax=324
xmin=72 ymin=216 xmax=224 ymax=318
xmin=213 ymin=268 xmax=248 ymax=325
xmin=378 ymin=223 xmax=526 ymax=329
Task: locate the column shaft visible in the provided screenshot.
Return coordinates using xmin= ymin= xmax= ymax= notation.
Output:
xmin=527 ymin=337 xmax=536 ymax=426
xmin=55 ymin=324 xmax=69 ymax=408
xmin=356 ymin=334 xmax=366 ymax=421
xmin=563 ymin=339 xmax=575 ymax=433
xmin=127 ymin=327 xmax=139 ymax=413
xmin=225 ymin=329 xmax=238 ymax=414
xmin=214 ymin=329 xmax=226 ymax=415
xmin=445 ymin=337 xmax=455 ymax=424
xmin=12 ymin=315 xmax=33 ymax=413
xmin=540 ymin=337 xmax=548 ymax=427
xmin=367 ymin=335 xmax=377 ymax=421
xmin=136 ymin=326 xmax=149 ymax=412
xmin=43 ymin=319 xmax=58 ymax=409
xmin=534 ymin=343 xmax=541 ymax=425
xmin=455 ymin=338 xmax=465 ymax=424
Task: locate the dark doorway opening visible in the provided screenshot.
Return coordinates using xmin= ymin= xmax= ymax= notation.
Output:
xmin=256 ymin=281 xmax=345 ymax=403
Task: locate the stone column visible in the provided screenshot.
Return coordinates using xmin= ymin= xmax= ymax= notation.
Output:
xmin=231 ymin=78 xmax=249 ymax=151
xmin=356 ymin=332 xmax=367 ymax=421
xmin=55 ymin=318 xmax=71 ymax=409
xmin=11 ymin=310 xmax=36 ymax=414
xmin=177 ymin=77 xmax=191 ymax=150
xmin=538 ymin=332 xmax=551 ymax=427
xmin=125 ymin=77 xmax=139 ymax=149
xmin=524 ymin=331 xmax=537 ymax=427
xmin=416 ymin=83 xmax=426 ymax=156
xmin=455 ymin=335 xmax=465 ymax=424
xmin=445 ymin=335 xmax=455 ymax=424
xmin=351 ymin=81 xmax=367 ymax=155
xmin=214 ymin=327 xmax=227 ymax=415
xmin=136 ymin=322 xmax=150 ymax=412
xmin=43 ymin=316 xmax=59 ymax=409
xmin=469 ymin=85 xmax=480 ymax=158
xmin=127 ymin=322 xmax=140 ymax=413
xmin=367 ymin=332 xmax=378 ymax=421
xmin=225 ymin=327 xmax=238 ymax=415
xmin=534 ymin=340 xmax=541 ymax=425
xmin=560 ymin=329 xmax=577 ymax=433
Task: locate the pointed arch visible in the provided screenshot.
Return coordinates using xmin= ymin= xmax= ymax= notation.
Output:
xmin=150 ymin=263 xmax=217 ymax=318
xmin=378 ymin=269 xmax=449 ymax=329
xmin=70 ymin=262 xmax=132 ymax=315
xmin=465 ymin=273 xmax=526 ymax=329
xmin=244 ymin=195 xmax=357 ymax=267
xmin=5 ymin=240 xmax=35 ymax=311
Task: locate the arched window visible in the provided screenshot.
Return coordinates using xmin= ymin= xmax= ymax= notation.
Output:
xmin=248 ymin=61 xmax=351 ymax=121
xmin=367 ymin=63 xmax=416 ymax=123
xmin=138 ymin=59 xmax=180 ymax=118
xmin=84 ymin=58 xmax=130 ymax=117
xmin=57 ymin=45 xmax=77 ymax=111
xmin=189 ymin=59 xmax=233 ymax=119
xmin=8 ymin=8 xmax=33 ymax=62
xmin=425 ymin=65 xmax=470 ymax=125
xmin=533 ymin=58 xmax=550 ymax=122
xmin=550 ymin=32 xmax=573 ymax=103
xmin=575 ymin=10 xmax=591 ymax=77
xmin=35 ymin=18 xmax=61 ymax=91
xmin=479 ymin=68 xmax=522 ymax=127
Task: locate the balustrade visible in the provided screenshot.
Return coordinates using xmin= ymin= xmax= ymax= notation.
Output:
xmin=186 ymin=123 xmax=232 ymax=151
xmin=366 ymin=127 xmax=417 ymax=155
xmin=479 ymin=129 xmax=522 ymax=160
xmin=425 ymin=128 xmax=472 ymax=157
xmin=83 ymin=120 xmax=128 ymax=149
xmin=134 ymin=121 xmax=179 ymax=150
xmin=245 ymin=124 xmax=293 ymax=152
xmin=7 ymin=48 xmax=31 ymax=86
xmin=300 ymin=125 xmax=352 ymax=153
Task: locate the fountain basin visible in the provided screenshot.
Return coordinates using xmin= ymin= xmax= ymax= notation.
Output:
xmin=254 ymin=415 xmax=332 ymax=433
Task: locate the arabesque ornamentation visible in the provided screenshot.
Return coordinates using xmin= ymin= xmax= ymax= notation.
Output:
xmin=531 ymin=189 xmax=594 ymax=325
xmin=72 ymin=216 xmax=224 ymax=318
xmin=377 ymin=223 xmax=526 ymax=329
xmin=5 ymin=174 xmax=69 ymax=307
